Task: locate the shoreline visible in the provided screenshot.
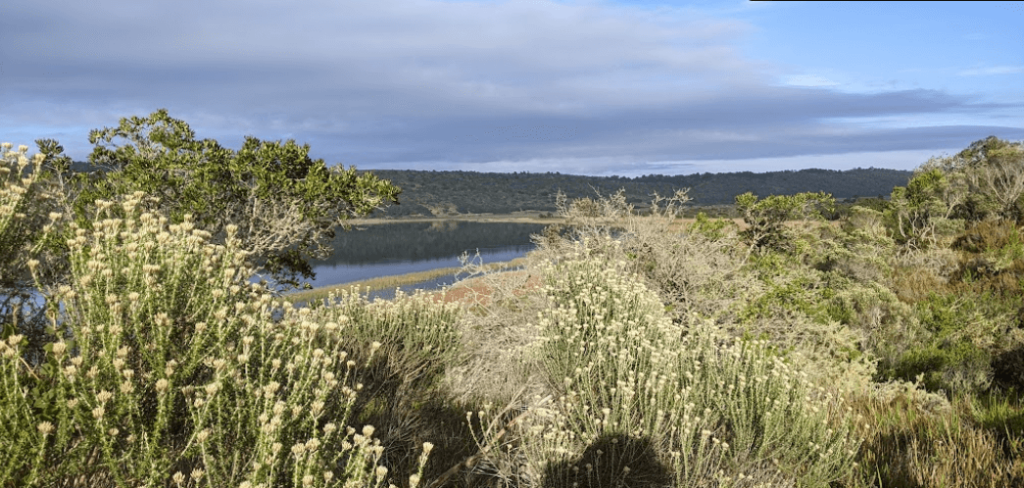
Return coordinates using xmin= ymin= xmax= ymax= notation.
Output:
xmin=285 ymin=256 xmax=531 ymax=304
xmin=343 ymin=212 xmax=565 ymax=226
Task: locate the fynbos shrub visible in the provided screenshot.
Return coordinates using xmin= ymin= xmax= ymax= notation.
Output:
xmin=510 ymin=251 xmax=860 ymax=487
xmin=1 ymin=193 xmax=430 ymax=488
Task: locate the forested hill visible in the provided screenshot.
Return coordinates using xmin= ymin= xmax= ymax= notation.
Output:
xmin=361 ymin=167 xmax=913 ymax=217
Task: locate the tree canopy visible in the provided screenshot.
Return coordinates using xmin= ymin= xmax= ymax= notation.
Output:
xmin=78 ymin=109 xmax=400 ymax=287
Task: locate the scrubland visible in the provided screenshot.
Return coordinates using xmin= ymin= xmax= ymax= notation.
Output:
xmin=4 ymin=137 xmax=1024 ymax=488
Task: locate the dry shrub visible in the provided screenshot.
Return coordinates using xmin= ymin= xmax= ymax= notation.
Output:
xmin=953 ymin=220 xmax=1021 ymax=253
xmin=442 ymin=249 xmax=552 ymax=409
xmin=538 ymin=188 xmax=754 ymax=323
xmin=849 ymin=388 xmax=1024 ymax=488
xmin=539 ymin=189 xmax=879 ymax=397
xmin=890 ymin=248 xmax=959 ymax=302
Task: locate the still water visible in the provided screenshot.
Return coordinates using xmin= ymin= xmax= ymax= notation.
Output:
xmin=307 ymin=221 xmax=548 ymax=290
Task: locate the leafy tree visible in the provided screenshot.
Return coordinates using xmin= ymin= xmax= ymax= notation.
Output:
xmin=78 ymin=109 xmax=400 ymax=288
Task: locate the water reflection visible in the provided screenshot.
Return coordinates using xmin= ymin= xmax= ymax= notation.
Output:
xmin=308 ymin=221 xmax=546 ymax=288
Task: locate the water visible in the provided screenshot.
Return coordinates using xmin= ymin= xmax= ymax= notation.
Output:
xmin=307 ymin=221 xmax=547 ymax=290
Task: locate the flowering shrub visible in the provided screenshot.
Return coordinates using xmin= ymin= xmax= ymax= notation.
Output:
xmin=502 ymin=248 xmax=861 ymax=487
xmin=0 ymin=192 xmax=432 ymax=488
xmin=1 ymin=143 xmax=70 ymax=363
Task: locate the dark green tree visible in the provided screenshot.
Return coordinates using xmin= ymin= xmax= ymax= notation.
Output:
xmin=78 ymin=109 xmax=400 ymax=288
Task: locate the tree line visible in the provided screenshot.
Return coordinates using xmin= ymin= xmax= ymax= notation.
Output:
xmin=363 ymin=167 xmax=913 ymax=217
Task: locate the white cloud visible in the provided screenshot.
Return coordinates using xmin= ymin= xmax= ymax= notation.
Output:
xmin=958 ymin=66 xmax=1024 ymax=76
xmin=780 ymin=74 xmax=840 ymax=87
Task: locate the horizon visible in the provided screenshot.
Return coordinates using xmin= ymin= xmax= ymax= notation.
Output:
xmin=3 ymin=0 xmax=1022 ymax=177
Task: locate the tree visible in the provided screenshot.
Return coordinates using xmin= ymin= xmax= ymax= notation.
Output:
xmin=78 ymin=109 xmax=400 ymax=288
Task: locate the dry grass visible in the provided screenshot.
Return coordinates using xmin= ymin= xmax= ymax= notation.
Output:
xmin=848 ymin=389 xmax=1024 ymax=488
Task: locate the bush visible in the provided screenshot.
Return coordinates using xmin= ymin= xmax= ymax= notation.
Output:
xmin=1 ymin=142 xmax=71 ymax=364
xmin=876 ymin=290 xmax=1024 ymax=396
xmin=849 ymin=389 xmax=1024 ymax=488
xmin=503 ymin=252 xmax=860 ymax=487
xmin=734 ymin=191 xmax=835 ymax=251
xmin=0 ymin=193 xmax=431 ymax=488
xmin=78 ymin=110 xmax=400 ymax=288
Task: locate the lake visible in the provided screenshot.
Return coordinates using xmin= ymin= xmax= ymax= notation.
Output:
xmin=307 ymin=221 xmax=549 ymax=291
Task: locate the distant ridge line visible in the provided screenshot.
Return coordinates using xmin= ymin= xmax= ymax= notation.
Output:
xmin=358 ymin=167 xmax=912 ymax=216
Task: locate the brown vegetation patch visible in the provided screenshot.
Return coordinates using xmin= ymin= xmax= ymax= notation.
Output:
xmin=432 ymin=270 xmax=544 ymax=308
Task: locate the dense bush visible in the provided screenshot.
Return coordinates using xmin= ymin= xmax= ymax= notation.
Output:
xmin=515 ymin=251 xmax=860 ymax=487
xmin=1 ymin=192 xmax=440 ymax=488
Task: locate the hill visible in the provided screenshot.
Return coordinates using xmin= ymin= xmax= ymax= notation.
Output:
xmin=362 ymin=167 xmax=912 ymax=217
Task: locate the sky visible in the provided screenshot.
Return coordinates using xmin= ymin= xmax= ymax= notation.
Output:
xmin=1 ymin=0 xmax=1022 ymax=176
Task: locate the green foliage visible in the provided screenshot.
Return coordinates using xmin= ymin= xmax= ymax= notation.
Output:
xmin=884 ymin=341 xmax=991 ymax=394
xmin=687 ymin=211 xmax=735 ymax=240
xmin=739 ymin=269 xmax=830 ymax=324
xmin=884 ymin=168 xmax=957 ymax=249
xmin=78 ymin=109 xmax=400 ymax=288
xmin=734 ymin=191 xmax=835 ymax=250
xmin=876 ymin=289 xmax=1024 ymax=396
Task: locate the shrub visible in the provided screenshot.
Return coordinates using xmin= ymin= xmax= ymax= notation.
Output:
xmin=0 ymin=193 xmax=430 ymax=488
xmin=500 ymin=252 xmax=860 ymax=487
xmin=1 ymin=143 xmax=71 ymax=363
xmin=876 ymin=289 xmax=1024 ymax=396
xmin=734 ymin=191 xmax=835 ymax=251
xmin=78 ymin=110 xmax=400 ymax=288
xmin=850 ymin=389 xmax=1024 ymax=487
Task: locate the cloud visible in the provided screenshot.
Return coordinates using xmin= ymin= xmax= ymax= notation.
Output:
xmin=958 ymin=66 xmax=1024 ymax=76
xmin=780 ymin=74 xmax=840 ymax=87
xmin=1 ymin=0 xmax=1021 ymax=175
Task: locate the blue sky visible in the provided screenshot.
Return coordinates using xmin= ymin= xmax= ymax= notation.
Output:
xmin=1 ymin=0 xmax=1021 ymax=176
